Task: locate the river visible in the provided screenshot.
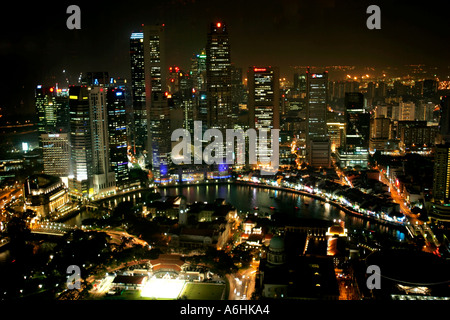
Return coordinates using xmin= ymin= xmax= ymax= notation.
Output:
xmin=64 ymin=183 xmax=405 ymax=240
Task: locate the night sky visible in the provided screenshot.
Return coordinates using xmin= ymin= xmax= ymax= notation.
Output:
xmin=1 ymin=0 xmax=449 ymax=115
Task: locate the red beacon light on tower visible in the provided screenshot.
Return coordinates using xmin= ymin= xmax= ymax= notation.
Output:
xmin=254 ymin=68 xmax=267 ymax=72
xmin=217 ymin=22 xmax=221 ymax=28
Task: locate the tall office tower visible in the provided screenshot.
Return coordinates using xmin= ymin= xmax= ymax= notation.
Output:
xmin=168 ymin=66 xmax=181 ymax=95
xmin=190 ymin=50 xmax=208 ymax=133
xmin=376 ymin=81 xmax=387 ymax=98
xmin=231 ymin=66 xmax=245 ymax=113
xmin=336 ymin=93 xmax=370 ymax=168
xmin=89 ymin=86 xmax=116 ymax=195
xmin=432 ymin=143 xmax=450 ymax=221
xmin=397 ymin=120 xmax=437 ymax=152
xmin=293 ymin=73 xmax=307 ymax=98
xmin=433 ymin=144 xmax=450 ymax=205
xmin=369 ymin=115 xmax=392 ymax=152
xmin=130 ymin=30 xmax=146 ymax=153
xmin=248 ymin=67 xmax=280 ymax=164
xmin=423 ymin=79 xmax=437 ymax=98
xmin=415 ymin=100 xmax=435 ymax=122
xmin=41 ymin=133 xmax=70 ymax=177
xmin=35 ymin=85 xmax=70 ymax=139
xmin=327 ymin=121 xmax=346 ymax=152
xmin=190 ymin=50 xmax=207 ymax=92
xmin=344 ymin=92 xmax=370 ymax=149
xmin=68 ymin=85 xmax=116 ymax=198
xmin=68 ymin=85 xmax=93 ymax=197
xmin=305 ymin=70 xmax=330 ymax=167
xmin=370 ymin=115 xmax=392 ymax=140
xmin=206 ymin=22 xmax=233 ymax=132
xmin=130 ymin=25 xmax=170 ymax=181
xmin=107 ymin=87 xmax=129 ymax=189
xmin=438 ymin=96 xmax=450 ymax=144
xmin=168 ymin=66 xmax=195 ymax=135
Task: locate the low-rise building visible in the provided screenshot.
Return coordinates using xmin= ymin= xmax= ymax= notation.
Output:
xmin=24 ymin=174 xmax=69 ymax=218
xmin=111 ymin=275 xmax=148 ymax=291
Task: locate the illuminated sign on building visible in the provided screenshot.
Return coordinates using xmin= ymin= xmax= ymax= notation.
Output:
xmin=130 ymin=32 xmax=144 ymax=39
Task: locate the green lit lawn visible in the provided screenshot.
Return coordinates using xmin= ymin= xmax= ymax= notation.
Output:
xmin=180 ymin=283 xmax=226 ymax=300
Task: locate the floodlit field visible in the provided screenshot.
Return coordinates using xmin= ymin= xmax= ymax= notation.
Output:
xmin=140 ymin=278 xmax=187 ymax=299
xmin=180 ymin=283 xmax=226 ymax=300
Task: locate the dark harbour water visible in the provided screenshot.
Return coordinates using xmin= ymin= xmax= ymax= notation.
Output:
xmin=64 ymin=183 xmax=406 ymax=240
xmin=157 ymin=184 xmax=406 ymax=240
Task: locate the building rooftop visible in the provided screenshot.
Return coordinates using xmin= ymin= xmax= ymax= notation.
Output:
xmin=112 ymin=275 xmax=148 ymax=285
xmin=261 ymin=255 xmax=340 ymax=299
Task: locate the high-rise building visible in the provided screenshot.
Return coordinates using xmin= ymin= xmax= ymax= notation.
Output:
xmin=68 ymin=85 xmax=93 ymax=197
xmin=433 ymin=144 xmax=450 ymax=204
xmin=68 ymin=85 xmax=116 ymax=197
xmin=306 ymin=70 xmax=328 ymax=143
xmin=89 ymin=86 xmax=116 ymax=195
xmin=107 ymin=87 xmax=129 ymax=188
xmin=35 ymin=85 xmax=70 ymax=140
xmin=168 ymin=66 xmax=195 ymax=135
xmin=423 ymin=79 xmax=437 ymax=98
xmin=369 ymin=115 xmax=392 ymax=153
xmin=306 ymin=70 xmax=330 ymax=167
xmin=370 ymin=115 xmax=392 ymax=140
xmin=431 ymin=143 xmax=450 ymax=220
xmin=41 ymin=133 xmax=70 ymax=177
xmin=190 ymin=50 xmax=207 ymax=92
xmin=293 ymin=73 xmax=307 ymax=98
xmin=439 ymin=96 xmax=450 ymax=144
xmin=397 ymin=121 xmax=437 ymax=152
xmin=327 ymin=121 xmax=346 ymax=153
xmin=336 ymin=92 xmax=370 ymax=168
xmin=231 ymin=65 xmax=246 ymax=115
xmin=248 ymin=66 xmax=280 ymax=164
xmin=416 ymin=100 xmax=437 ymax=122
xmin=344 ymin=92 xmax=370 ymax=149
xmin=129 ymin=30 xmax=147 ymax=153
xmin=248 ymin=67 xmax=280 ymax=130
xmin=399 ymin=101 xmax=416 ymax=121
xmin=206 ymin=22 xmax=232 ymax=132
xmin=129 ymin=25 xmax=170 ymax=181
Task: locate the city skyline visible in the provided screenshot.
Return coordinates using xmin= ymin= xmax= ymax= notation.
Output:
xmin=2 ymin=0 xmax=450 ymax=310
xmin=2 ymin=0 xmax=450 ymax=115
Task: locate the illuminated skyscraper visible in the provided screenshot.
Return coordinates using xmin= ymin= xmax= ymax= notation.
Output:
xmin=129 ymin=25 xmax=170 ymax=182
xmin=35 ymin=85 xmax=70 ymax=141
xmin=248 ymin=66 xmax=280 ymax=163
xmin=336 ymin=92 xmax=370 ymax=168
xmin=41 ymin=133 xmax=70 ymax=177
xmin=68 ymin=85 xmax=93 ymax=197
xmin=439 ymin=96 xmax=450 ymax=144
xmin=206 ymin=22 xmax=232 ymax=132
xmin=293 ymin=73 xmax=307 ymax=98
xmin=89 ymin=86 xmax=116 ymax=195
xmin=190 ymin=50 xmax=208 ymax=134
xmin=306 ymin=70 xmax=330 ymax=167
xmin=190 ymin=49 xmax=207 ymax=92
xmin=107 ymin=87 xmax=129 ymax=188
xmin=433 ymin=144 xmax=450 ymax=204
xmin=68 ymin=85 xmax=116 ymax=197
xmin=306 ymin=70 xmax=328 ymax=142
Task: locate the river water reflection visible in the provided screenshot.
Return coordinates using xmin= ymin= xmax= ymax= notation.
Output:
xmin=157 ymin=184 xmax=406 ymax=241
xmin=64 ymin=183 xmax=406 ymax=241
